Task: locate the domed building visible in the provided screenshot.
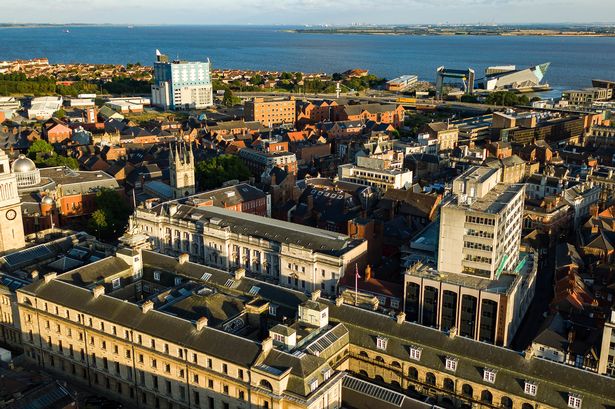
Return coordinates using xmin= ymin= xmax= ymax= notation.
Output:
xmin=11 ymin=155 xmax=41 ymax=187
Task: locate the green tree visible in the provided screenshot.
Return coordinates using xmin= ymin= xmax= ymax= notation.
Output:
xmin=53 ymin=109 xmax=66 ymax=119
xmin=27 ymin=140 xmax=54 ymax=158
xmin=86 ymin=188 xmax=131 ymax=241
xmin=195 ymin=155 xmax=251 ymax=190
xmin=222 ymin=89 xmax=240 ymax=107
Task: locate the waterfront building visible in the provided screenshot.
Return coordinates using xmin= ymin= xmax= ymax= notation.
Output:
xmin=151 ymin=50 xmax=213 ymax=110
xmin=385 ymin=75 xmax=418 ymax=92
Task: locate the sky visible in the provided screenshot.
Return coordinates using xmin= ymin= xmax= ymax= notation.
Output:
xmin=1 ymin=0 xmax=613 ymax=25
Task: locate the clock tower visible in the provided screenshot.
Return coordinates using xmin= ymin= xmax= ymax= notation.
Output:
xmin=0 ymin=150 xmax=24 ymax=253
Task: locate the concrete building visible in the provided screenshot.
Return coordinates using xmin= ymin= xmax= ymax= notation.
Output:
xmin=437 ymin=167 xmax=524 ymax=280
xmin=562 ymin=88 xmax=611 ymax=107
xmin=599 ymin=308 xmax=615 ymax=377
xmin=244 ymin=97 xmax=296 ymax=127
xmin=0 ymin=150 xmax=25 ymax=253
xmin=385 ymin=75 xmax=418 ymax=92
xmin=338 ymin=152 xmax=412 ymax=193
xmin=420 ymin=122 xmax=459 ymax=152
xmin=28 ymin=96 xmax=63 ymax=120
xmin=481 ymin=63 xmax=550 ymax=92
xmin=238 ymin=148 xmax=298 ymax=181
xmin=134 ymin=204 xmax=367 ymax=296
xmin=151 ymin=50 xmax=213 ymax=110
xmin=563 ymin=182 xmax=601 ymax=228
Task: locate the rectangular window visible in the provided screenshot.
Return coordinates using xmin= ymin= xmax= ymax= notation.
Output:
xmin=376 ymin=336 xmax=388 ymax=351
xmin=524 ymin=381 xmax=537 ymax=396
xmin=112 ymin=278 xmax=121 ymax=289
xmin=409 ymin=346 xmax=422 ymax=361
xmin=445 ymin=357 xmax=458 ymax=372
xmin=483 ymin=368 xmax=496 ymax=383
xmin=568 ymin=395 xmax=582 ymax=409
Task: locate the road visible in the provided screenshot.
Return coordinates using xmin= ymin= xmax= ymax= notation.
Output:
xmin=235 ymin=91 xmax=503 ymax=114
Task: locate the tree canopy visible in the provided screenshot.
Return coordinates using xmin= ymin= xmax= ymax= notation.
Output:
xmin=86 ymin=188 xmax=131 ymax=241
xmin=485 ymin=91 xmax=530 ymax=107
xmin=195 ymin=155 xmax=251 ymax=190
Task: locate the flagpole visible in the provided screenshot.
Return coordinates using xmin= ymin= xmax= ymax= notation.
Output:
xmin=355 ymin=263 xmax=359 ymax=306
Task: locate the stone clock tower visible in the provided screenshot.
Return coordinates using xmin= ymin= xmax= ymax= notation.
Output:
xmin=0 ymin=150 xmax=25 ymax=253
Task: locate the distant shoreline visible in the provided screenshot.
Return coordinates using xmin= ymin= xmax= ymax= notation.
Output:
xmin=288 ymin=28 xmax=615 ymax=37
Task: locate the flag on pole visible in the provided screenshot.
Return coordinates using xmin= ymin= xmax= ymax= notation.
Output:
xmin=355 ymin=264 xmax=361 ymax=305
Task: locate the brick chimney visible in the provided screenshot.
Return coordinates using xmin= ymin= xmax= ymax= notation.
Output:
xmin=44 ymin=272 xmax=57 ymax=283
xmin=261 ymin=337 xmax=273 ymax=353
xmin=396 ymin=311 xmax=406 ymax=324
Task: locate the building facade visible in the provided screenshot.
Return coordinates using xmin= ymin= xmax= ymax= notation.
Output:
xmin=0 ymin=150 xmax=25 ymax=253
xmin=151 ymin=50 xmax=213 ymax=110
xmin=244 ymin=97 xmax=296 ymax=127
xmin=133 ymin=204 xmax=367 ymax=296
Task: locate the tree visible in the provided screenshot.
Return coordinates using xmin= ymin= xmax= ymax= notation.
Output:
xmin=86 ymin=188 xmax=131 ymax=241
xmin=53 ymin=109 xmax=66 ymax=119
xmin=222 ymin=89 xmax=240 ymax=107
xmin=195 ymin=155 xmax=251 ymax=190
xmin=27 ymin=140 xmax=54 ymax=158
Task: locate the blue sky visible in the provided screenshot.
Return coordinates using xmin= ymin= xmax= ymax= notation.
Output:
xmin=1 ymin=0 xmax=612 ymax=25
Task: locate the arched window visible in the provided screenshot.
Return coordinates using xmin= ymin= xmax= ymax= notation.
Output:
xmin=481 ymin=390 xmax=493 ymax=404
xmin=375 ymin=356 xmax=384 ymax=363
xmin=359 ymin=351 xmax=369 ymax=358
xmin=391 ymin=361 xmax=401 ymax=368
xmin=501 ymin=396 xmax=513 ymax=409
xmin=391 ymin=380 xmax=401 ymax=390
xmin=425 ymin=372 xmax=436 ymax=386
xmin=374 ymin=375 xmax=385 ymax=384
xmin=443 ymin=378 xmax=454 ymax=392
xmin=462 ymin=384 xmax=473 ymax=398
xmin=522 ymin=404 xmax=534 ymax=409
xmin=359 ymin=370 xmax=368 ymax=378
xmin=408 ymin=367 xmax=418 ymax=380
xmin=259 ymin=379 xmax=273 ymax=390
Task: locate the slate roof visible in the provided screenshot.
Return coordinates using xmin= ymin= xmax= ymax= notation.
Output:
xmin=148 ymin=204 xmax=364 ymax=256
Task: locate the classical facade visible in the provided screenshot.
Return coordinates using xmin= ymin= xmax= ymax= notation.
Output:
xmin=13 ymin=246 xmax=615 ymax=409
xmin=0 ymin=150 xmax=25 ymax=253
xmin=133 ymin=204 xmax=368 ymax=296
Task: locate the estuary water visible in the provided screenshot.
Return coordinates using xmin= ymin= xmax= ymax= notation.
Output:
xmin=1 ymin=25 xmax=614 ymax=89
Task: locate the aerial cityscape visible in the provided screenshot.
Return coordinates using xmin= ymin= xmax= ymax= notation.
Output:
xmin=0 ymin=1 xmax=615 ymax=409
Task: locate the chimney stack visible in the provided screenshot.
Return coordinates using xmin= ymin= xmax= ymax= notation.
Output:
xmin=179 ymin=253 xmax=190 ymax=265
xmin=141 ymin=300 xmax=154 ymax=314
xmin=261 ymin=337 xmax=273 ymax=353
xmin=43 ymin=272 xmax=57 ymax=283
xmin=311 ymin=289 xmax=321 ymax=301
xmin=396 ymin=311 xmax=406 ymax=324
xmin=92 ymin=285 xmax=105 ymax=298
xmin=195 ymin=316 xmax=208 ymax=331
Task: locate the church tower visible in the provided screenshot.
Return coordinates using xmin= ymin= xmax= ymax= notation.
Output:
xmin=169 ymin=141 xmax=196 ymax=199
xmin=0 ymin=150 xmax=25 ymax=253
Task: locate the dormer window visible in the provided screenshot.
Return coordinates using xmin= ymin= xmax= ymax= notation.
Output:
xmin=524 ymin=381 xmax=537 ymax=396
xmin=483 ymin=368 xmax=497 ymax=383
xmin=409 ymin=346 xmax=422 ymax=361
xmin=112 ymin=278 xmax=120 ymax=289
xmin=153 ymin=271 xmax=161 ymax=281
xmin=568 ymin=393 xmax=582 ymax=409
xmin=322 ymin=369 xmax=331 ymax=381
xmin=376 ymin=336 xmax=388 ymax=351
xmin=445 ymin=357 xmax=458 ymax=372
xmin=309 ymin=379 xmax=318 ymax=393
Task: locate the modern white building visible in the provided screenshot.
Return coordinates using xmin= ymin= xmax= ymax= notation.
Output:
xmin=338 ymin=153 xmax=412 ymax=192
xmin=437 ymin=166 xmax=525 ymax=280
xmin=27 ymin=96 xmax=63 ymax=120
xmin=151 ymin=50 xmax=213 ymax=110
